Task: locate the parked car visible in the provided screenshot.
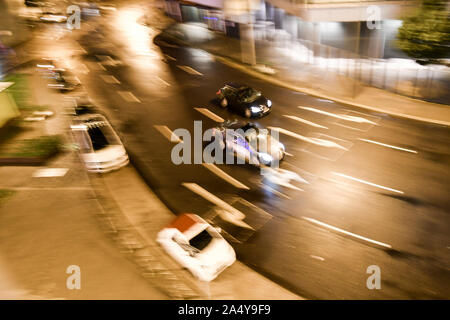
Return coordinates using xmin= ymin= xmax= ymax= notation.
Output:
xmin=70 ymin=114 xmax=129 ymax=173
xmin=216 ymin=83 xmax=272 ymax=118
xmin=211 ymin=121 xmax=285 ymax=166
xmin=157 ymin=213 xmax=236 ymax=282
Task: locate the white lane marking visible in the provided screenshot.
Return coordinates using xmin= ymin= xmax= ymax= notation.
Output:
xmin=155 ymin=76 xmax=171 ymax=86
xmin=302 ymin=216 xmax=392 ymax=249
xmin=300 ymin=106 xmax=378 ymax=125
xmin=33 ymin=168 xmax=69 ymax=178
xmin=177 ymin=65 xmax=203 ymax=76
xmin=154 ymin=125 xmax=182 ymax=143
xmin=310 ymin=255 xmax=325 ymax=261
xmin=97 ymin=62 xmax=106 ymax=71
xmin=182 ymin=183 xmax=253 ymax=229
xmin=268 ymin=127 xmax=348 ymax=150
xmin=358 ymin=139 xmax=418 ymax=154
xmin=164 ymin=54 xmax=176 ymax=61
xmin=79 ymin=63 xmax=89 ymax=74
xmin=283 ymin=115 xmax=328 ymax=129
xmin=332 ymin=172 xmax=404 ymax=194
xmin=194 ymin=107 xmax=224 ymax=123
xmin=202 ymin=163 xmax=249 ymax=190
xmin=261 ymin=183 xmax=291 ymax=199
xmin=118 ymin=91 xmax=140 ymax=103
xmin=317 ymin=99 xmax=334 ymax=103
xmin=101 ymin=75 xmax=120 ymax=84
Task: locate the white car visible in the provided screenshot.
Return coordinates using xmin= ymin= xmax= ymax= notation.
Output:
xmin=157 ymin=213 xmax=236 ymax=282
xmin=70 ymin=114 xmax=129 ymax=173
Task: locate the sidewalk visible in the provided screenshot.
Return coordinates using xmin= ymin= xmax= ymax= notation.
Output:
xmin=91 ymin=165 xmax=302 ymax=299
xmin=158 ymin=22 xmax=450 ymax=126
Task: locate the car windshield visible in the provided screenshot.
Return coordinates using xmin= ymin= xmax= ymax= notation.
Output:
xmin=239 ymin=88 xmax=261 ymax=102
xmin=189 ymin=229 xmax=213 ymax=251
xmin=85 ymin=120 xmax=120 ymax=151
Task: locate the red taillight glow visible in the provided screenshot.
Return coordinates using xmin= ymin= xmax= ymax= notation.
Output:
xmin=216 ymin=90 xmax=221 ymax=95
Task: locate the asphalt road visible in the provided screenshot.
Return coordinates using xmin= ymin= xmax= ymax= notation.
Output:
xmin=17 ymin=0 xmax=450 ymax=299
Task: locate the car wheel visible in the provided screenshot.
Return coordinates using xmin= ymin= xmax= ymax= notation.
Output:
xmin=244 ymin=108 xmax=252 ymax=118
xmin=220 ymin=98 xmax=228 ymax=108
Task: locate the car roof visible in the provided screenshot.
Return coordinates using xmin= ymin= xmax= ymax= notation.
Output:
xmin=224 ymin=82 xmax=248 ymax=90
xmin=168 ymin=213 xmax=209 ymax=239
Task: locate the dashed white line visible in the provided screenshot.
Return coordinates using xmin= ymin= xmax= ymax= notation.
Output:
xmin=332 ymin=172 xmax=404 ymax=194
xmin=202 ymin=163 xmax=249 ymax=190
xmin=164 ymin=54 xmax=177 ymax=61
xmin=101 ymin=75 xmax=120 ymax=84
xmin=300 ymin=106 xmax=378 ymax=125
xmin=155 ymin=76 xmax=171 ymax=87
xmin=154 ymin=125 xmax=182 ymax=143
xmin=182 ymin=183 xmax=253 ymax=229
xmin=268 ymin=127 xmax=348 ymax=150
xmin=177 ymin=65 xmax=203 ymax=76
xmin=302 ymin=216 xmax=392 ymax=249
xmin=118 ymin=91 xmax=140 ymax=103
xmin=310 ymin=255 xmax=325 ymax=261
xmin=358 ymin=139 xmax=418 ymax=154
xmin=283 ymin=115 xmax=328 ymax=129
xmin=194 ymin=107 xmax=224 ymax=123
xmin=97 ymin=62 xmax=106 ymax=71
xmin=33 ymin=168 xmax=69 ymax=178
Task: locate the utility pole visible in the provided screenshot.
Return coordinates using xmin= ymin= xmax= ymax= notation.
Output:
xmin=352 ymin=21 xmax=361 ymax=98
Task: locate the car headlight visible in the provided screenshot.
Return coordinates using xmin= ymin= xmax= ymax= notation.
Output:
xmin=250 ymin=106 xmax=262 ymax=113
xmin=267 ymin=100 xmax=272 ymax=107
xmin=259 ymin=152 xmax=273 ymax=164
xmin=279 ymin=142 xmax=285 ymax=151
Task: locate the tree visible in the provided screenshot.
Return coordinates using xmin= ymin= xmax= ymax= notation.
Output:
xmin=396 ymin=0 xmax=450 ymax=63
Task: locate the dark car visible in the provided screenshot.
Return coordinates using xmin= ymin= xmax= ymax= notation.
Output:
xmin=216 ymin=83 xmax=272 ymax=118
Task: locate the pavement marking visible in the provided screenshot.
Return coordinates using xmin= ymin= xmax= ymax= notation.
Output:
xmin=261 ymin=183 xmax=292 ymax=199
xmin=283 ymin=115 xmax=328 ymax=129
xmin=155 ymin=76 xmax=171 ymax=87
xmin=300 ymin=106 xmax=378 ymax=125
xmin=101 ymin=75 xmax=120 ymax=84
xmin=32 ymin=168 xmax=69 ymax=178
xmin=310 ymin=255 xmax=325 ymax=261
xmin=202 ymin=163 xmax=250 ymax=190
xmin=154 ymin=125 xmax=182 ymax=143
xmin=164 ymin=54 xmax=177 ymax=61
xmin=177 ymin=65 xmax=203 ymax=76
xmin=302 ymin=216 xmax=392 ymax=249
xmin=182 ymin=183 xmax=253 ymax=229
xmin=268 ymin=127 xmax=348 ymax=150
xmin=317 ymin=99 xmax=334 ymax=103
xmin=79 ymin=63 xmax=89 ymax=74
xmin=358 ymin=138 xmax=418 ymax=154
xmin=194 ymin=108 xmax=224 ymax=123
xmin=118 ymin=91 xmax=141 ymax=103
xmin=332 ymin=172 xmax=404 ymax=194
xmin=97 ymin=62 xmax=106 ymax=70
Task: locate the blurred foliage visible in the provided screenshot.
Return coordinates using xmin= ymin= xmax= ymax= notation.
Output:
xmin=0 ymin=135 xmax=62 ymax=158
xmin=2 ymin=73 xmax=31 ymax=109
xmin=396 ymin=0 xmax=450 ymax=62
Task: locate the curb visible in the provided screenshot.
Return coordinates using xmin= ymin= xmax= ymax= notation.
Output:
xmin=158 ymin=31 xmax=450 ymax=127
xmin=86 ymin=173 xmax=207 ymax=300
